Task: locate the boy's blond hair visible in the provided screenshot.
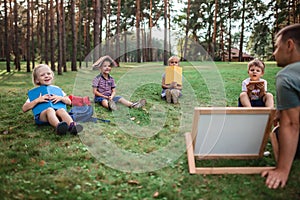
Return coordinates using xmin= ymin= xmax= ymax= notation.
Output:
xmin=248 ymin=59 xmax=265 ymax=72
xmin=32 ymin=64 xmax=54 ymax=86
xmin=168 ymin=56 xmax=180 ymax=64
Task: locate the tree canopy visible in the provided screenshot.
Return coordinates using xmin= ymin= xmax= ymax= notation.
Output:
xmin=0 ymin=0 xmax=299 ymax=72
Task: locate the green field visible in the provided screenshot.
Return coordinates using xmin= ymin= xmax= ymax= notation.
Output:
xmin=1 ymin=61 xmax=299 ymax=200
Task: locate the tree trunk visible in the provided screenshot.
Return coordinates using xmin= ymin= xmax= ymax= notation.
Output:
xmin=37 ymin=8 xmax=43 ymax=64
xmin=220 ymin=25 xmax=225 ymax=61
xmin=99 ymin=0 xmax=103 ymax=56
xmin=50 ymin=0 xmax=55 ymax=71
xmin=13 ymin=0 xmax=20 ymax=71
xmin=239 ymin=0 xmax=246 ymax=62
xmin=84 ymin=0 xmax=90 ymax=67
xmin=77 ymin=1 xmax=83 ymax=68
xmin=228 ymin=0 xmax=232 ymax=62
xmin=124 ymin=27 xmax=128 ymax=62
xmin=31 ymin=0 xmax=35 ymax=69
xmin=184 ymin=0 xmax=191 ymax=60
xmin=4 ymin=0 xmax=10 ymax=72
xmin=212 ymin=0 xmax=218 ymax=60
xmin=148 ymin=0 xmax=153 ymax=62
xmin=61 ymin=0 xmax=67 ymax=72
xmin=105 ymin=0 xmax=111 ymax=55
xmin=163 ymin=0 xmax=168 ymax=65
xmin=26 ymin=0 xmax=31 ymax=72
xmin=136 ymin=0 xmax=141 ymax=63
xmin=94 ymin=0 xmax=100 ymax=63
xmin=116 ymin=0 xmax=121 ymax=65
xmin=71 ymin=0 xmax=77 ymax=71
xmin=44 ymin=0 xmax=49 ymax=64
xmin=56 ymin=0 xmax=63 ymax=75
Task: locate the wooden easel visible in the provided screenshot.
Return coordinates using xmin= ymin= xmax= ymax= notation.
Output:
xmin=185 ymin=107 xmax=277 ymax=174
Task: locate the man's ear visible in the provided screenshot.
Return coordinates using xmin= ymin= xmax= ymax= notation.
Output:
xmin=287 ymin=39 xmax=295 ymax=52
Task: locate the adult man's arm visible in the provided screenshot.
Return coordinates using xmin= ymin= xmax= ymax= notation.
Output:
xmin=262 ymin=106 xmax=300 ymax=189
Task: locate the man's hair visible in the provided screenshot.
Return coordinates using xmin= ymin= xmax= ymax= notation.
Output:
xmin=248 ymin=58 xmax=265 ymax=72
xmin=276 ymin=24 xmax=300 ymax=49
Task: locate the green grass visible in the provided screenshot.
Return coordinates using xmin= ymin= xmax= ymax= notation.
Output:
xmin=1 ymin=61 xmax=300 ymax=199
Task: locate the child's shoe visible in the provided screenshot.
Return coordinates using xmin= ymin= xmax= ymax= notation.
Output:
xmin=69 ymin=122 xmax=83 ymax=135
xmin=166 ymin=89 xmax=172 ymax=103
xmin=131 ymin=99 xmax=147 ymax=108
xmin=108 ymin=100 xmax=117 ymax=111
xmin=171 ymin=89 xmax=180 ymax=104
xmin=56 ymin=122 xmax=68 ymax=135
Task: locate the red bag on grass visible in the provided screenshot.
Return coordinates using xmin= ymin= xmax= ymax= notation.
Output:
xmin=69 ymin=95 xmax=91 ymax=106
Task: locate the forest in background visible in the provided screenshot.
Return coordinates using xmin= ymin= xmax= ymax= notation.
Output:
xmin=0 ymin=0 xmax=299 ymax=73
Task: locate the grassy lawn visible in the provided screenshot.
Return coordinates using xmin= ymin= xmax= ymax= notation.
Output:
xmin=0 ymin=61 xmax=299 ymax=199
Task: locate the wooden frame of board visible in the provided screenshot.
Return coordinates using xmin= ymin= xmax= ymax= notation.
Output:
xmin=185 ymin=107 xmax=276 ymax=174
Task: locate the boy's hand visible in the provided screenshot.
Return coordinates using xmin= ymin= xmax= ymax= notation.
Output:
xmin=37 ymin=93 xmax=50 ymax=103
xmin=170 ymin=82 xmax=177 ymax=88
xmin=246 ymin=84 xmax=255 ymax=91
xmin=49 ymin=94 xmax=63 ymax=104
xmin=246 ymin=84 xmax=254 ymax=97
xmin=256 ymin=83 xmax=266 ymax=97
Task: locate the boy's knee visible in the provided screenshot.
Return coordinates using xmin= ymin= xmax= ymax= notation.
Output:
xmin=266 ymin=92 xmax=273 ymax=98
xmin=263 ymin=92 xmax=274 ymax=102
xmin=101 ymin=99 xmax=109 ymax=108
xmin=171 ymin=89 xmax=180 ymax=95
xmin=240 ymin=92 xmax=247 ymax=98
xmin=56 ymin=108 xmax=67 ymax=115
xmin=44 ymin=107 xmax=56 ymax=114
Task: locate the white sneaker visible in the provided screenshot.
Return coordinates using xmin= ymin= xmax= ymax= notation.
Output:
xmin=131 ymin=99 xmax=147 ymax=108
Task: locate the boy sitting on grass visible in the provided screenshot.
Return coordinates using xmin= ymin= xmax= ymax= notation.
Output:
xmin=238 ymin=59 xmax=274 ymax=107
xmin=92 ymin=55 xmax=146 ymax=111
xmin=22 ymin=64 xmax=83 ymax=135
xmin=161 ymin=56 xmax=183 ymax=104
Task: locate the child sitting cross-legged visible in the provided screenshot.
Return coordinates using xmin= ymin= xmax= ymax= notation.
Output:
xmin=238 ymin=59 xmax=274 ymax=107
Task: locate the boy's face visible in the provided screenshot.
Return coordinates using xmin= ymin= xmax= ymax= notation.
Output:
xmin=169 ymin=59 xmax=179 ymax=66
xmin=248 ymin=65 xmax=264 ymax=81
xmin=36 ymin=66 xmax=54 ymax=85
xmin=100 ymin=61 xmax=112 ymax=74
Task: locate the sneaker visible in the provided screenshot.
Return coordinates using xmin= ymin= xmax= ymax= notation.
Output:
xmin=108 ymin=100 xmax=117 ymax=111
xmin=166 ymin=89 xmax=172 ymax=103
xmin=68 ymin=122 xmax=83 ymax=135
xmin=171 ymin=89 xmax=180 ymax=104
xmin=131 ymin=99 xmax=147 ymax=108
xmin=56 ymin=122 xmax=68 ymax=135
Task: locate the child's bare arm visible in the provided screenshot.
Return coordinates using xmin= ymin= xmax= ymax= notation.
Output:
xmin=22 ymin=94 xmax=50 ymax=112
xmin=161 ymin=77 xmax=169 ymax=89
xmin=49 ymin=95 xmax=71 ymax=105
xmin=93 ymin=88 xmax=109 ymax=99
xmin=110 ymin=88 xmax=116 ymax=99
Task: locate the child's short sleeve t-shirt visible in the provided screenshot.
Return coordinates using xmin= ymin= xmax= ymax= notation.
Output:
xmin=92 ymin=74 xmax=116 ymax=97
xmin=241 ymin=78 xmax=268 ymax=100
xmin=241 ymin=78 xmax=268 ymax=91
